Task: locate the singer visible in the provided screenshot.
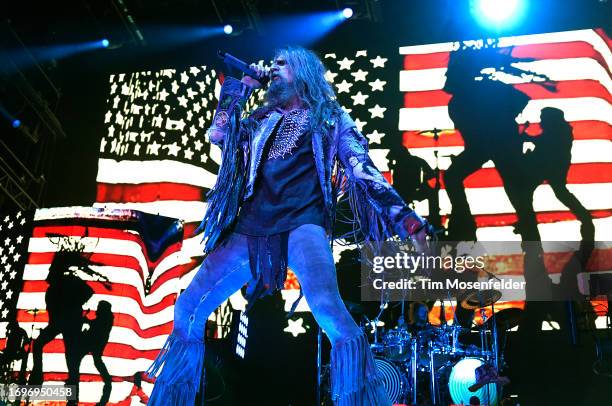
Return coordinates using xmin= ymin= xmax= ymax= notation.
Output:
xmin=146 ymin=46 xmax=430 ymax=406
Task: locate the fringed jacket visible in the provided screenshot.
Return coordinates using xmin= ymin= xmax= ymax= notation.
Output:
xmin=198 ymin=77 xmax=428 ymax=253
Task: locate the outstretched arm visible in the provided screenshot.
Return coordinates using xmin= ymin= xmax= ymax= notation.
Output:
xmin=335 ymin=111 xmax=431 ymax=247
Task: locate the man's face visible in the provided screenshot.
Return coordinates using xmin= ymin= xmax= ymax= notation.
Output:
xmin=271 ymin=55 xmax=293 ymax=85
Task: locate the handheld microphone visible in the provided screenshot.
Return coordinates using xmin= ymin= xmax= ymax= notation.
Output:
xmin=217 ymin=51 xmax=269 ymax=85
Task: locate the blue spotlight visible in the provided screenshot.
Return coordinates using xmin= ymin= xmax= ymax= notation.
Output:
xmin=473 ymin=0 xmax=525 ymax=29
xmin=223 ymin=24 xmax=233 ymax=35
xmin=101 ymin=38 xmax=110 ymax=48
xmin=342 ymin=8 xmax=353 ymax=19
xmin=12 ymin=119 xmax=21 ymax=128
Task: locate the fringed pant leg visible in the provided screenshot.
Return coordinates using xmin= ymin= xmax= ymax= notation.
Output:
xmin=146 ymin=233 xmax=251 ymax=406
xmin=287 ymin=224 xmax=391 ymax=406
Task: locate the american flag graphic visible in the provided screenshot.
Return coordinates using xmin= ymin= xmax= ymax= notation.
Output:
xmin=1 ymin=207 xmax=189 ymax=404
xmin=399 ymin=28 xmax=612 ymax=241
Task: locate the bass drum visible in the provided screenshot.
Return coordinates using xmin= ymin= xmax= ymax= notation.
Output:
xmin=448 ymin=358 xmax=498 ymax=406
xmin=374 ymin=357 xmax=409 ymax=404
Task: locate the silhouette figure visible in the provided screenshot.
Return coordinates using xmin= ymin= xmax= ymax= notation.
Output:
xmin=83 ymin=300 xmax=114 ymax=406
xmin=442 ymin=43 xmax=553 ymax=241
xmin=388 ymin=143 xmax=441 ymax=229
xmin=0 ymin=319 xmax=29 ymax=383
xmin=29 ymin=245 xmax=109 ymax=405
xmin=523 ymin=107 xmax=595 ymax=241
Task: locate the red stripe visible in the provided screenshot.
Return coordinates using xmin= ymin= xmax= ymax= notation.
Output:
xmin=403 ymin=120 xmax=612 ymax=148
xmin=436 ymin=209 xmax=612 ymax=229
xmin=21 ymin=280 xmax=177 ymax=314
xmin=426 ymin=163 xmax=612 ymax=190
xmin=403 ymin=39 xmax=609 ymax=71
xmin=31 ymin=225 xmax=184 ymax=272
xmin=404 ymin=80 xmax=612 ymax=108
xmin=18 ymin=339 xmax=164 ymax=361
xmin=16 ymin=310 xmax=173 ymax=339
xmin=96 ymin=182 xmax=207 ymax=204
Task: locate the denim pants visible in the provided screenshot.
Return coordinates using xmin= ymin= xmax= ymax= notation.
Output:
xmin=147 ymin=223 xmax=390 ymax=406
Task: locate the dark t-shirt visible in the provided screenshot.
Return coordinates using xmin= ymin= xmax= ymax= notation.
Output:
xmin=235 ymin=109 xmax=325 ymax=236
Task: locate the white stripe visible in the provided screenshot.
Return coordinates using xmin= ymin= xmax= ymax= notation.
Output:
xmin=17 ymin=292 xmax=176 ymax=330
xmin=28 ymin=236 xmax=191 ymax=286
xmin=412 ymin=183 xmax=611 ymax=217
xmin=399 ymin=29 xmax=612 ymax=71
xmin=475 ymin=217 xmax=612 ymax=241
xmin=96 ymin=158 xmax=217 ymax=189
xmin=93 ymin=200 xmax=207 ymax=223
xmin=399 ymin=97 xmax=612 ymax=131
xmin=400 ymin=58 xmax=611 ymax=93
xmin=23 ymin=264 xmax=181 ymax=307
xmin=408 ymin=139 xmax=612 ymax=171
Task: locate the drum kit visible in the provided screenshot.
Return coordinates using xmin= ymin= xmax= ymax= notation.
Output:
xmin=363 ymin=290 xmax=514 ymax=406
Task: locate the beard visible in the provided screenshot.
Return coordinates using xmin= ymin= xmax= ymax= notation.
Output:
xmin=264 ymin=78 xmax=299 ymax=109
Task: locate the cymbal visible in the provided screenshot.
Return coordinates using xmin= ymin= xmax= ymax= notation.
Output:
xmin=483 ymin=308 xmax=523 ymax=331
xmin=460 ymin=289 xmax=502 ymax=309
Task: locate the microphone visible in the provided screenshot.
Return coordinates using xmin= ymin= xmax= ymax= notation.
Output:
xmin=217 ymin=51 xmax=269 ymax=85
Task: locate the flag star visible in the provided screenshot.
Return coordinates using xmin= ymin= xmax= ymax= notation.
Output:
xmin=4 ymin=263 xmax=10 ymax=272
xmin=177 ymin=95 xmax=189 ymax=108
xmin=369 ymin=78 xmax=387 ymax=92
xmin=121 ymin=83 xmax=130 ymax=95
xmin=336 ymin=80 xmax=353 ymax=94
xmin=133 ymin=143 xmax=141 ymax=155
xmin=7 ymin=222 xmax=13 ymax=229
xmin=200 ymin=154 xmax=208 ymax=163
xmin=3 ymin=216 xmax=8 ymax=223
xmin=20 ymin=218 xmax=25 ymax=226
xmin=368 ymin=104 xmax=387 ymax=119
xmin=324 ymin=53 xmax=337 ymax=59
xmin=284 ymin=318 xmax=306 ymax=337
xmin=181 ymin=135 xmax=189 ymax=146
xmin=186 ymin=111 xmax=193 ymax=122
xmin=16 ymin=211 xmax=21 ymax=218
xmin=9 ymin=270 xmax=16 ymax=279
xmin=8 ymin=246 xmax=14 ymax=254
xmin=350 ymin=91 xmax=369 ymax=106
xmin=1 ymin=281 xmax=7 ymax=290
xmin=325 ymin=70 xmax=338 ymax=83
xmin=180 ymin=72 xmax=190 ymax=84
xmin=110 ymin=82 xmax=118 ymax=94
xmin=366 ymin=130 xmax=385 ymax=144
xmin=12 ymin=253 xmax=20 ymax=262
xmin=108 ymin=126 xmax=115 ymax=138
xmin=193 ymin=102 xmax=202 ymax=113
xmin=4 ymin=237 xmax=10 ymax=246
xmin=164 ymin=142 xmax=181 ymax=157
xmin=159 ymin=88 xmax=169 ymax=101
xmin=351 ymin=69 xmax=368 ymax=82
xmin=356 ymin=50 xmax=368 ymax=57
xmin=337 ymin=57 xmax=355 ymax=70
xmin=184 ymin=148 xmax=194 ymax=160
xmin=171 ymin=81 xmax=179 ymax=93
xmin=148 ymin=140 xmax=161 ymax=155
xmin=16 ymin=236 xmax=23 ymax=244
xmin=104 ymin=111 xmax=112 ymax=123
xmin=6 ymin=290 xmax=12 ymax=299
xmin=354 ymin=118 xmax=367 ymax=132
xmin=370 ymin=55 xmax=388 ymax=68
xmin=1 ymin=309 xmax=7 ymax=319
xmin=112 ymin=96 xmax=120 ymax=109
xmin=190 ymin=66 xmax=201 ymax=76
xmin=190 ymin=127 xmax=199 ymax=137
xmin=194 ymin=139 xmax=204 ymax=151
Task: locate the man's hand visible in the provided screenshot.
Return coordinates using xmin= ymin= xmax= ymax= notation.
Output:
xmin=393 ymin=209 xmax=432 ymax=253
xmin=241 ymin=63 xmax=269 ymax=89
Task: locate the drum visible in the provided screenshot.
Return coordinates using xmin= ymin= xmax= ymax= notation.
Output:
xmin=374 ymin=357 xmax=408 ymax=404
xmin=382 ymin=328 xmax=412 ymax=361
xmin=448 ymin=358 xmax=498 ymax=406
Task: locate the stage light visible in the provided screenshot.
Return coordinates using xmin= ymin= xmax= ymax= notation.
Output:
xmin=12 ymin=119 xmax=21 ymax=128
xmin=101 ymin=38 xmax=110 ymax=48
xmin=342 ymin=7 xmax=354 ymax=19
xmin=473 ymin=0 xmax=525 ymax=29
xmin=223 ymin=24 xmax=233 ymax=35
